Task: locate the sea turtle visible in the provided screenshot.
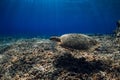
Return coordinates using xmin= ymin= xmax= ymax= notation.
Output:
xmin=50 ymin=33 xmax=99 ymax=50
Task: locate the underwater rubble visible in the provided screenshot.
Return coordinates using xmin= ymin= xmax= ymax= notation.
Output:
xmin=0 ymin=35 xmax=120 ymax=80
xmin=0 ymin=22 xmax=120 ymax=80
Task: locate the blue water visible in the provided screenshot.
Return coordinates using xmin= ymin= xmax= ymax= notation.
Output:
xmin=0 ymin=0 xmax=120 ymax=36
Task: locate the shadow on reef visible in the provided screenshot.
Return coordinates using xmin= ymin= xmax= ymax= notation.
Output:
xmin=53 ymin=53 xmax=110 ymax=74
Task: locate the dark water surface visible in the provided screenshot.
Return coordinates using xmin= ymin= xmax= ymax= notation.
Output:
xmin=0 ymin=0 xmax=120 ymax=36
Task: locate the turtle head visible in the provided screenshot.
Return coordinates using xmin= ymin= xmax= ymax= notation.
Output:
xmin=49 ymin=36 xmax=61 ymax=42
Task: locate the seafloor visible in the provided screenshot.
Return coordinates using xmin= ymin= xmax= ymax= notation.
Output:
xmin=0 ymin=34 xmax=120 ymax=80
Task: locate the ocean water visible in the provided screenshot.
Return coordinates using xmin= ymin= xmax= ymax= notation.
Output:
xmin=1 ymin=1 xmax=120 ymax=79
xmin=0 ymin=0 xmax=120 ymax=37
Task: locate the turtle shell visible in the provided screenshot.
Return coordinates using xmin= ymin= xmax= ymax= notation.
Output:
xmin=59 ymin=34 xmax=98 ymax=50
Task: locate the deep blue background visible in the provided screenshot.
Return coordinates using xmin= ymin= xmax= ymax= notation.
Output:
xmin=0 ymin=0 xmax=120 ymax=36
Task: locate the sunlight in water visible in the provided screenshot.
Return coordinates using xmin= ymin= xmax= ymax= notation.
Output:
xmin=25 ymin=0 xmax=34 ymax=3
xmin=64 ymin=0 xmax=89 ymax=3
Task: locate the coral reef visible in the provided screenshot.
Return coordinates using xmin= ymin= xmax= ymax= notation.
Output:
xmin=0 ymin=34 xmax=120 ymax=80
xmin=115 ymin=20 xmax=120 ymax=37
xmin=114 ymin=20 xmax=120 ymax=44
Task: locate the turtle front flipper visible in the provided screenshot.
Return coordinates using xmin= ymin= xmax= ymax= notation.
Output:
xmin=49 ymin=36 xmax=61 ymax=42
